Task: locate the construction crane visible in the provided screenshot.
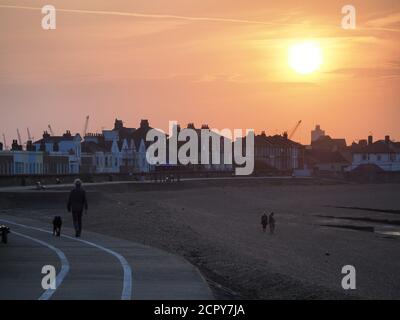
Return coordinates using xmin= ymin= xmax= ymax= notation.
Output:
xmin=47 ymin=125 xmax=54 ymax=136
xmin=2 ymin=133 xmax=7 ymax=150
xmin=16 ymin=129 xmax=22 ymax=146
xmin=288 ymin=120 xmax=302 ymax=140
xmin=83 ymin=115 xmax=90 ymax=137
xmin=27 ymin=128 xmax=32 ymax=141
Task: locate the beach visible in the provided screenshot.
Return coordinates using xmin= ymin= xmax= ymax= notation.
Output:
xmin=1 ymin=178 xmax=400 ymax=299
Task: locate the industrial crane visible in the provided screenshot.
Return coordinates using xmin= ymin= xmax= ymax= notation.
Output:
xmin=288 ymin=120 xmax=302 ymax=140
xmin=83 ymin=115 xmax=90 ymax=137
xmin=16 ymin=129 xmax=22 ymax=146
xmin=2 ymin=133 xmax=7 ymax=150
xmin=47 ymin=124 xmax=54 ymax=136
xmin=27 ymin=128 xmax=32 ymax=141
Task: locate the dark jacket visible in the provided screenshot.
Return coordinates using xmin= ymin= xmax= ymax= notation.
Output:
xmin=67 ymin=187 xmax=88 ymax=213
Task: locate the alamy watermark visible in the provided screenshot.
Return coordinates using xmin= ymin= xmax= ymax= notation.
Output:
xmin=341 ymin=5 xmax=356 ymax=30
xmin=146 ymin=121 xmax=254 ymax=176
xmin=42 ymin=5 xmax=356 ymax=31
xmin=41 ymin=265 xmax=56 ymax=290
xmin=341 ymin=265 xmax=356 ymax=290
xmin=41 ymin=5 xmax=56 ymax=30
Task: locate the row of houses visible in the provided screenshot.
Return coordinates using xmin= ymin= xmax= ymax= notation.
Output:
xmin=0 ymin=120 xmax=152 ymax=176
xmin=0 ymin=149 xmax=70 ymax=176
xmin=0 ymin=119 xmax=306 ymax=176
xmin=253 ymin=131 xmax=304 ymax=172
xmin=348 ymin=135 xmax=400 ymax=172
xmin=305 ymin=126 xmax=400 ymax=176
xmin=2 ymin=121 xmax=398 ymax=177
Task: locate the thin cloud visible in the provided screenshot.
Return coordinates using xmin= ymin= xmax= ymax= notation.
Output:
xmin=328 ymin=66 xmax=400 ymax=79
xmin=0 ymin=4 xmax=291 ymax=26
xmin=1 ymin=4 xmax=399 ymax=33
xmin=366 ymin=12 xmax=400 ymax=28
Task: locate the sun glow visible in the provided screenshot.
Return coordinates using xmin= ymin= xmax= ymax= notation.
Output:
xmin=288 ymin=41 xmax=323 ymax=75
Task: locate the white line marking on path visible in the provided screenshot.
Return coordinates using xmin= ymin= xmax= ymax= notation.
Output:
xmin=0 ymin=219 xmax=133 ymax=300
xmin=11 ymin=230 xmax=70 ymax=300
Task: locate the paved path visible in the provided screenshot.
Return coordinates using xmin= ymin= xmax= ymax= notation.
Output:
xmin=0 ymin=215 xmax=213 ymax=300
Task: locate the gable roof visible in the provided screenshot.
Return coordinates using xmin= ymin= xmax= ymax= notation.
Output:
xmin=311 ymin=135 xmax=347 ymax=150
xmin=254 ymin=133 xmax=302 ymax=148
xmin=131 ymin=120 xmax=165 ymax=150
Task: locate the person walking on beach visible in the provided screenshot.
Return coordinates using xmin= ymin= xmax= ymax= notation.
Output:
xmin=269 ymin=212 xmax=275 ymax=234
xmin=261 ymin=213 xmax=269 ymax=233
xmin=67 ymin=179 xmax=88 ymax=237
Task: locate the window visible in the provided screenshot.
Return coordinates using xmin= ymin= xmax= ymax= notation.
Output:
xmin=377 ymin=155 xmax=381 ymax=161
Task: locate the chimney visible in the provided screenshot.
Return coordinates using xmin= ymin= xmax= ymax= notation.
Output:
xmin=187 ymin=123 xmax=195 ymax=129
xmin=114 ymin=119 xmax=123 ymax=130
xmin=0 ymin=142 xmax=3 ymax=151
xmin=368 ymin=135 xmax=373 ymax=145
xmin=283 ymin=132 xmax=288 ymax=139
xmin=261 ymin=131 xmax=266 ymax=137
xmin=63 ymin=130 xmax=72 ymax=138
xmin=43 ymin=131 xmax=50 ymax=139
xmin=11 ymin=140 xmax=22 ymax=151
xmin=26 ymin=140 xmax=35 ymax=151
xmin=201 ymin=124 xmax=209 ymax=129
xmin=385 ymin=135 xmax=390 ymax=144
xmin=140 ymin=119 xmax=149 ymax=129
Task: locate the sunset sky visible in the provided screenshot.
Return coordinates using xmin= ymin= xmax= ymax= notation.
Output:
xmin=0 ymin=0 xmax=399 ymax=145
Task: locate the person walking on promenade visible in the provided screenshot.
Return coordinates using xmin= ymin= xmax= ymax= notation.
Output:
xmin=269 ymin=212 xmax=275 ymax=234
xmin=67 ymin=179 xmax=88 ymax=237
xmin=261 ymin=213 xmax=269 ymax=233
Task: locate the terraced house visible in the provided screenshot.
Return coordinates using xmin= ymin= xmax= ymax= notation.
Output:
xmin=254 ymin=131 xmax=304 ymax=172
xmin=81 ymin=119 xmax=153 ymax=174
xmin=348 ymin=135 xmax=400 ymax=172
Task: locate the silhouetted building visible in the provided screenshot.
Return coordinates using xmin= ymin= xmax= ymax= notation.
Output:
xmin=34 ymin=130 xmax=82 ymax=173
xmin=311 ymin=135 xmax=347 ymax=152
xmin=305 ymin=149 xmax=350 ymax=175
xmin=0 ymin=152 xmax=13 ymax=176
xmin=254 ymin=132 xmax=304 ymax=172
xmin=348 ymin=135 xmax=400 ymax=172
xmin=311 ymin=125 xmax=325 ymax=143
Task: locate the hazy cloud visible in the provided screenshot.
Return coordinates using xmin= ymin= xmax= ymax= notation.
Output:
xmin=328 ymin=65 xmax=400 ymax=78
xmin=366 ymin=12 xmax=400 ymax=27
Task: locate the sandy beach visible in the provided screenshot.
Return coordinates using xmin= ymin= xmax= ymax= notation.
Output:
xmin=1 ymin=178 xmax=400 ymax=299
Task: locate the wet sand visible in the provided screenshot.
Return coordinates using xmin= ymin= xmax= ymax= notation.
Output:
xmin=2 ymin=178 xmax=400 ymax=299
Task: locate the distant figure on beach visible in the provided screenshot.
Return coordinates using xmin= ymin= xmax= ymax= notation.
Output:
xmin=269 ymin=212 xmax=275 ymax=234
xmin=261 ymin=213 xmax=269 ymax=232
xmin=67 ymin=179 xmax=88 ymax=238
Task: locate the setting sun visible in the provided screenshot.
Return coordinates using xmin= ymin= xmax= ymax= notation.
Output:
xmin=288 ymin=41 xmax=323 ymax=75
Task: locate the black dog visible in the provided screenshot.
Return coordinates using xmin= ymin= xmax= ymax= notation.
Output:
xmin=52 ymin=216 xmax=62 ymax=237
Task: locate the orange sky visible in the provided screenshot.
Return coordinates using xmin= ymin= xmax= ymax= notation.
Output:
xmin=0 ymin=0 xmax=399 ymax=145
